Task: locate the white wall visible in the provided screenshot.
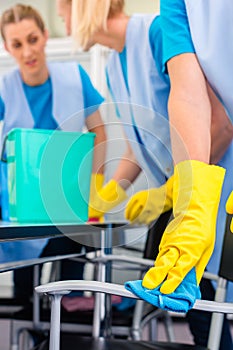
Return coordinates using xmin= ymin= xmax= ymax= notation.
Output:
xmin=0 ymin=0 xmax=159 ymax=38
xmin=125 ymin=0 xmax=159 ymax=14
xmin=0 ymin=1 xmax=54 ymax=34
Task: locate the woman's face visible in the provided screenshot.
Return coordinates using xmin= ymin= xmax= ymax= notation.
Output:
xmin=56 ymin=0 xmax=72 ymax=35
xmin=4 ymin=19 xmax=48 ymax=82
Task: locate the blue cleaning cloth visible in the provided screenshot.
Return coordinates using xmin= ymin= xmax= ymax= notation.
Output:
xmin=124 ymin=268 xmax=201 ymax=313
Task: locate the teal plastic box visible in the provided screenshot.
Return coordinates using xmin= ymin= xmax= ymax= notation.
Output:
xmin=5 ymin=128 xmax=95 ymax=223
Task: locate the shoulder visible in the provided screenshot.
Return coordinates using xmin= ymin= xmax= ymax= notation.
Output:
xmin=149 ymin=16 xmax=162 ymax=44
xmin=0 ymin=68 xmax=21 ymax=102
xmin=2 ymin=68 xmax=20 ymax=84
xmin=149 ymin=16 xmax=163 ymax=58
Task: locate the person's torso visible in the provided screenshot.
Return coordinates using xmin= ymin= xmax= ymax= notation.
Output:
xmin=0 ymin=61 xmax=85 ymax=139
xmin=106 ymin=14 xmax=173 ymax=186
xmin=184 ymin=0 xmax=233 ymax=122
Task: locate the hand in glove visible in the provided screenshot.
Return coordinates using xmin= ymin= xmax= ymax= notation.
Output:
xmin=125 ymin=176 xmax=173 ymax=225
xmin=88 ymin=179 xmax=128 ymax=219
xmin=226 ymin=191 xmax=233 ymax=232
xmin=142 ymin=160 xmax=225 ymax=294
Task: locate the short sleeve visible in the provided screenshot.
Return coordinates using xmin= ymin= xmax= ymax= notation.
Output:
xmin=160 ymin=0 xmax=195 ymax=71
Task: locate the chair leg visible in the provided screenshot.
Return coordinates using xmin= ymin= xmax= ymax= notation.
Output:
xmin=207 ymin=277 xmax=228 ymax=350
xmin=20 ymin=329 xmax=34 ymax=350
xmin=131 ymin=300 xmax=144 ymax=340
xmin=149 ymin=317 xmax=159 ymax=340
xmin=10 ymin=320 xmax=33 ymax=350
xmin=10 ymin=322 xmax=20 ymax=350
xmin=49 ymin=294 xmax=63 ymax=350
xmin=92 ymin=258 xmax=105 ymax=338
xmin=164 ymin=312 xmax=175 ymax=342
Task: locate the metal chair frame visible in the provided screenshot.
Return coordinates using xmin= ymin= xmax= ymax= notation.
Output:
xmin=35 ymin=280 xmax=233 ymax=350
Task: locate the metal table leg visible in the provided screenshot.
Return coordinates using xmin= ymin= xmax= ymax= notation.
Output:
xmin=92 ymin=224 xmax=113 ymax=338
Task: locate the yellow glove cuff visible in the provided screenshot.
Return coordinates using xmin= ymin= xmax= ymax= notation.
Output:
xmin=226 ymin=191 xmax=233 ymax=233
xmin=89 ymin=173 xmax=105 ymax=202
xmin=226 ymin=191 xmax=233 ymax=214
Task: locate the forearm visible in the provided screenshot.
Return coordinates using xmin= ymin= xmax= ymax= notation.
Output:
xmin=167 ymin=54 xmax=211 ymax=164
xmin=92 ymin=130 xmax=106 ymax=174
xmin=88 ymin=142 xmax=135 ymax=218
xmin=112 ymin=143 xmax=141 ymax=190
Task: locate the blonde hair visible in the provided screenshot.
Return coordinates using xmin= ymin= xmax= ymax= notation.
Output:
xmin=72 ymin=0 xmax=124 ymax=49
xmin=0 ymin=3 xmax=45 ymax=41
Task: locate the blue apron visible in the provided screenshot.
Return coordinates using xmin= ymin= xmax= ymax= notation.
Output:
xmin=185 ymin=0 xmax=233 ymax=122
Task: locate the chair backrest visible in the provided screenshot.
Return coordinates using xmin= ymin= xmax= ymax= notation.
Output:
xmin=143 ymin=210 xmax=172 ymax=260
xmin=35 ymin=279 xmax=233 ymax=350
xmin=219 ymin=214 xmax=233 ymax=282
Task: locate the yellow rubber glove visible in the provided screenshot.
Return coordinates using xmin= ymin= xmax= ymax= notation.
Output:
xmin=89 ymin=173 xmax=105 ymax=203
xmin=88 ymin=179 xmax=128 ymax=219
xmin=226 ymin=191 xmax=233 ymax=232
xmin=88 ymin=173 xmax=105 ymax=221
xmin=125 ymin=176 xmax=173 ymax=225
xmin=142 ymin=160 xmax=225 ymax=294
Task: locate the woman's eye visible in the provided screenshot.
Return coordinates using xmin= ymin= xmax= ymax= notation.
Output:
xmin=12 ymin=42 xmax=21 ymax=49
xmin=29 ymin=37 xmax=38 ymax=44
